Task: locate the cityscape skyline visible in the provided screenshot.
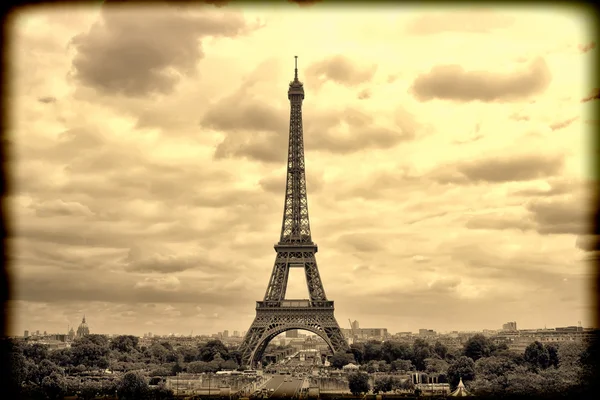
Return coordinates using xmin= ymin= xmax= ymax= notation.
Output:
xmin=7 ymin=4 xmax=596 ymax=338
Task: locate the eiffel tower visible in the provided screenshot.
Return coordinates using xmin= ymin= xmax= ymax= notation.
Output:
xmin=238 ymin=57 xmax=349 ymax=368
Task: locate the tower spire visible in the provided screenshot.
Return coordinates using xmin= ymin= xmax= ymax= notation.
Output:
xmin=294 ymin=55 xmax=298 ymax=81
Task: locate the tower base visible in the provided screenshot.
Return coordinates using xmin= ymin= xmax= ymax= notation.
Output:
xmin=238 ymin=300 xmax=348 ymax=367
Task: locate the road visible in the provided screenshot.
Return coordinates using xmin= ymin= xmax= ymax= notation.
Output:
xmin=262 ymin=375 xmax=305 ymax=398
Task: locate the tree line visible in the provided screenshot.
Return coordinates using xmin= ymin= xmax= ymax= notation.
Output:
xmin=333 ymin=334 xmax=597 ymax=397
xmin=7 ymin=335 xmax=252 ymax=399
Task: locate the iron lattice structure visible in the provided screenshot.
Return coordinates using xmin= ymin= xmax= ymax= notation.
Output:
xmin=238 ymin=57 xmax=348 ymax=368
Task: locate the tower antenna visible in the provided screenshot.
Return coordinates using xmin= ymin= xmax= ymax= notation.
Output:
xmin=294 ymin=56 xmax=298 ymax=80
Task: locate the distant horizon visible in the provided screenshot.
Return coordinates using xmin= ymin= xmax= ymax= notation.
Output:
xmin=15 ymin=321 xmax=597 ymax=338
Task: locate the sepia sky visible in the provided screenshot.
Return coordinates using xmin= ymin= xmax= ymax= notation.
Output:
xmin=5 ymin=2 xmax=598 ymax=337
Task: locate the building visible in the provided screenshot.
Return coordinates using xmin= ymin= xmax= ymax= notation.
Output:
xmin=223 ymin=330 xmax=229 ymax=338
xmin=24 ymin=330 xmax=29 ymax=338
xmin=233 ymin=331 xmax=240 ymax=337
xmin=503 ymin=321 xmax=517 ymax=331
xmin=351 ymin=320 xmax=359 ymax=331
xmin=419 ymin=329 xmax=436 ymax=337
xmin=76 ymin=316 xmax=90 ymax=338
xmin=286 ymin=329 xmax=299 ymax=338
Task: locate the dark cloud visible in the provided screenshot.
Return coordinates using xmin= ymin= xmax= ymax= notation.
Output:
xmin=581 ymin=88 xmax=600 ymax=103
xmin=527 ymin=197 xmax=589 ymax=235
xmin=13 ymin=269 xmax=255 ymax=307
xmin=33 ymin=199 xmax=95 ymax=218
xmin=550 ymin=117 xmax=578 ymax=131
xmin=357 ymin=88 xmax=371 ymax=100
xmin=465 ymin=213 xmax=535 ymax=232
xmin=38 ymin=96 xmax=56 ymax=104
xmin=430 ymin=154 xmax=564 ymax=184
xmin=123 ymin=248 xmax=203 ymax=274
xmin=578 ymin=41 xmax=596 ymax=53
xmin=307 ymin=55 xmax=377 ymax=87
xmin=576 ymin=235 xmax=600 ymax=252
xmin=405 ymin=10 xmax=515 ymax=35
xmin=411 ymin=57 xmax=552 ymax=102
xmin=337 ymin=233 xmax=385 ymax=253
xmin=69 ymin=6 xmax=252 ymax=96
xmin=204 ymin=87 xmax=416 ymax=162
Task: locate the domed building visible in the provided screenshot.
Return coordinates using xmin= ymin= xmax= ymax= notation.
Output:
xmin=76 ymin=315 xmax=90 ymax=338
xmin=68 ymin=326 xmax=75 ymax=340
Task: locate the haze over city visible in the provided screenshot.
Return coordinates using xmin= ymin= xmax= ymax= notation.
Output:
xmin=6 ymin=2 xmax=597 ymax=337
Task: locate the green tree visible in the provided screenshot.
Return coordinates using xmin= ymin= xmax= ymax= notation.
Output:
xmin=447 ymin=356 xmax=475 ymax=388
xmin=362 ymin=340 xmax=383 ymax=362
xmin=373 ymin=376 xmax=394 ymax=394
xmin=110 ymin=335 xmax=140 ymax=353
xmin=78 ymin=380 xmax=103 ymax=400
xmin=41 ymin=371 xmax=67 ymax=400
xmin=9 ymin=350 xmax=29 ymax=391
xmin=463 ymin=334 xmax=494 ymax=361
xmin=347 ymin=371 xmax=370 ymax=395
xmin=391 ymin=359 xmax=414 ymax=373
xmin=330 ymin=352 xmax=355 ymax=369
xmin=148 ymin=383 xmax=175 ymax=400
xmin=349 ymin=343 xmax=364 ymax=364
xmin=503 ymin=365 xmax=546 ymax=395
xmin=545 ymin=343 xmax=559 ymax=368
xmin=187 ymin=361 xmax=210 ymax=373
xmin=524 ymin=341 xmax=550 ymax=370
xmin=71 ymin=335 xmax=111 ymax=369
xmin=377 ymin=360 xmax=391 ymax=372
xmin=171 ymin=361 xmax=184 ymax=376
xmin=411 ymin=339 xmax=432 ymax=371
xmin=29 ymin=359 xmax=64 ymax=385
xmin=49 ymin=348 xmax=74 ymax=368
xmin=198 ymin=340 xmax=230 ymax=362
xmin=469 ymin=355 xmax=518 ymax=396
xmin=117 ymin=371 xmax=150 ymax=400
xmin=433 ymin=341 xmax=448 ymax=359
xmin=424 ymin=357 xmax=449 ymax=374
xmin=24 ymin=343 xmax=49 ymax=363
xmin=381 ymin=341 xmax=413 ymax=363
xmin=178 ymin=346 xmax=199 ymax=363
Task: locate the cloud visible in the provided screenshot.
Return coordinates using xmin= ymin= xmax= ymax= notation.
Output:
xmin=37 ymin=96 xmax=56 ymax=104
xmin=69 ymin=6 xmax=252 ymax=96
xmin=581 ymin=88 xmax=599 ymax=103
xmin=337 ymin=233 xmax=385 ymax=253
xmin=123 ymin=247 xmax=203 ymax=274
xmin=134 ymin=276 xmax=181 ymax=291
xmin=204 ymin=85 xmax=417 ymax=162
xmin=465 ymin=213 xmax=535 ymax=232
xmin=550 ymin=117 xmax=578 ymax=131
xmin=576 ymin=235 xmax=600 ymax=252
xmin=357 ymin=88 xmax=371 ymax=100
xmin=411 ymin=57 xmax=552 ymax=102
xmin=430 ymin=154 xmax=564 ymax=184
xmin=307 ymin=55 xmax=377 ymax=87
xmin=512 ymin=179 xmax=576 ymax=197
xmin=32 ymin=199 xmax=95 ymax=218
xmin=578 ymin=41 xmax=596 ymax=53
xmin=509 ymin=112 xmax=530 ymax=122
xmin=527 ymin=196 xmax=589 ymax=235
xmin=405 ymin=10 xmax=515 ymax=35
